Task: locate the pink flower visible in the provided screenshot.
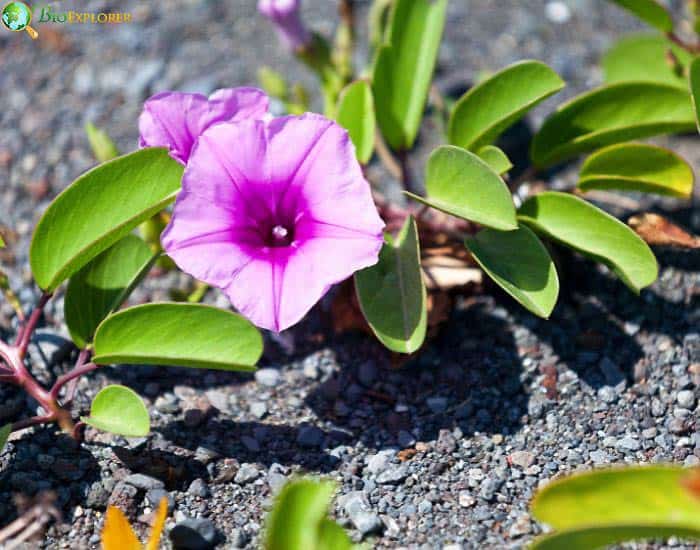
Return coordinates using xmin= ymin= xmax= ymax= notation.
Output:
xmin=258 ymin=0 xmax=311 ymax=51
xmin=162 ymin=114 xmax=385 ymax=332
xmin=138 ymin=87 xmax=269 ymax=164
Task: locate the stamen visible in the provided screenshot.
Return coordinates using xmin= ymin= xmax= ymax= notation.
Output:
xmin=272 ymin=225 xmax=289 ymax=240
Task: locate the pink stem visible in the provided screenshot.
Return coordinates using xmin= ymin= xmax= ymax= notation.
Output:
xmin=50 ymin=361 xmax=98 ymax=401
xmin=16 ymin=292 xmax=52 ymax=358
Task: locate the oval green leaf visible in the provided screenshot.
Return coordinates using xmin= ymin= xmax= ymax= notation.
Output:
xmin=690 ymin=56 xmax=700 ymax=133
xmin=477 ymin=145 xmax=513 ymax=175
xmin=65 ymin=235 xmax=156 ymax=349
xmin=531 ymin=82 xmax=695 ymax=168
xmin=266 ymin=479 xmax=348 ymax=550
xmin=603 ymin=33 xmax=691 ymax=89
xmin=30 ymin=148 xmax=184 ymax=291
xmin=81 ymin=385 xmax=150 ymax=437
xmin=518 ymin=192 xmax=658 ymax=292
xmin=336 ymin=80 xmax=376 ymax=164
xmin=405 ymin=145 xmax=517 ymax=230
xmin=531 ymin=524 xmax=700 ymax=550
xmin=93 ymin=303 xmax=263 ymax=371
xmin=465 ymin=225 xmax=559 ymax=318
xmin=607 ymin=0 xmax=673 ymax=32
xmin=578 ymin=143 xmax=694 ymax=198
xmin=355 ymin=216 xmax=427 ymax=354
xmin=372 ymin=0 xmax=447 ymax=151
xmin=532 ymin=466 xmax=700 ymax=531
xmin=448 ymin=60 xmax=564 ymax=151
xmin=0 ymin=423 xmax=11 ymax=453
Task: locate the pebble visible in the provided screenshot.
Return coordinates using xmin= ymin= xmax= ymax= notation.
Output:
xmin=170 ymin=517 xmax=218 ymax=550
xmin=249 ymin=401 xmax=268 ymax=419
xmin=188 ymin=478 xmax=210 ymax=498
xmin=234 ymin=463 xmax=260 ymax=485
xmin=426 ymin=396 xmax=448 ymax=413
xmin=124 ymin=473 xmax=164 ymax=491
xmin=365 ymin=449 xmax=395 ymax=476
xmin=616 ymin=437 xmax=640 ymax=452
xmin=376 ymin=465 xmax=409 ymax=485
xmin=509 ymin=451 xmax=535 ymax=469
xmin=545 ymin=1 xmax=571 ymax=24
xmin=459 ymin=492 xmax=476 ymax=508
xmin=352 ymin=511 xmax=383 ymax=536
xmin=676 ymin=390 xmax=696 ymax=409
xmin=255 ymin=368 xmax=282 ymax=388
xmin=296 ymin=425 xmax=325 ymax=448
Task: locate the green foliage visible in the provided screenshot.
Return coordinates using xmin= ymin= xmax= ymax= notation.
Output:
xmin=690 ymin=56 xmax=700 ymax=133
xmin=518 ymin=192 xmax=658 ymax=293
xmin=92 ymin=303 xmax=263 ymax=371
xmin=448 ymin=60 xmax=564 ymax=151
xmin=406 ymin=145 xmax=517 ymax=230
xmin=0 ymin=423 xmax=10 ymax=453
xmin=372 ymin=0 xmax=447 ymax=150
xmin=477 ymin=145 xmax=513 ymax=175
xmin=578 ymin=143 xmax=694 ymax=198
xmin=30 ymin=148 xmax=183 ymax=291
xmin=85 ymin=122 xmax=119 ymax=163
xmin=606 ymin=0 xmax=673 ymax=32
xmin=531 ymin=466 xmax=700 ymax=549
xmin=258 ymin=66 xmax=288 ymax=99
xmin=265 ymin=479 xmax=353 ymax=550
xmin=355 ymin=216 xmax=427 ymax=354
xmin=65 ymin=235 xmax=155 ymax=348
xmin=82 ymin=385 xmax=150 ymax=437
xmin=336 ymin=80 xmax=376 ymax=164
xmin=602 ymin=34 xmax=691 ymax=88
xmin=466 ymin=225 xmax=559 ymax=318
xmin=531 ymin=82 xmax=695 ymax=167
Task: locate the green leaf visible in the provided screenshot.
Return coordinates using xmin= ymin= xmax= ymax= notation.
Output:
xmin=336 ymin=80 xmax=376 ymax=164
xmin=531 ymin=82 xmax=695 ymax=167
xmin=85 ymin=122 xmax=119 ymax=163
xmin=531 ymin=525 xmax=700 ymax=550
xmin=405 ymin=145 xmax=517 ymax=230
xmin=448 ymin=60 xmax=564 ymax=151
xmin=578 ymin=143 xmax=694 ymax=198
xmin=0 ymin=423 xmax=11 ymax=453
xmin=689 ymin=56 xmax=700 ymax=133
xmin=355 ymin=216 xmax=427 ymax=354
xmin=265 ymin=479 xmax=344 ymax=550
xmin=82 ymin=385 xmax=150 ymax=437
xmin=465 ymin=225 xmax=559 ymax=318
xmin=607 ymin=0 xmax=673 ymax=32
xmin=477 ymin=145 xmax=513 ymax=175
xmin=93 ymin=303 xmax=263 ymax=371
xmin=65 ymin=235 xmax=156 ymax=349
xmin=531 ymin=466 xmax=700 ymax=549
xmin=518 ymin=192 xmax=658 ymax=292
xmin=602 ymin=33 xmax=691 ymax=89
xmin=372 ymin=0 xmax=448 ymax=151
xmin=317 ymin=520 xmax=353 ymax=550
xmin=30 ymin=148 xmax=184 ymax=292
xmin=0 ymin=235 xmax=4 ymax=248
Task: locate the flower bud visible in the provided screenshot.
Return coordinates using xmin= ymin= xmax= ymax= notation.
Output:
xmin=258 ymin=0 xmax=311 ymax=51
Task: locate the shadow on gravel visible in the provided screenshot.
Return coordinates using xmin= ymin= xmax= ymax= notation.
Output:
xmin=0 ymin=429 xmax=100 ymax=524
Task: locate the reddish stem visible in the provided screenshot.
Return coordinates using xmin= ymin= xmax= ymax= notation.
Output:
xmin=16 ymin=292 xmax=52 ymax=358
xmin=50 ymin=361 xmax=98 ymax=401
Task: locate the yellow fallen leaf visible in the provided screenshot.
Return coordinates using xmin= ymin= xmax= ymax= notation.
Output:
xmin=102 ymin=497 xmax=169 ymax=550
xmin=146 ymin=498 xmax=168 ymax=550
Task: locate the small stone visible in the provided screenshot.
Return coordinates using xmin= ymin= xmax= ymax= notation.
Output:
xmin=249 ymin=401 xmax=268 ymax=419
xmin=642 ymin=427 xmax=658 ymax=439
xmin=545 ymin=1 xmax=571 ymax=23
xmin=376 ymin=465 xmax=409 ymax=485
xmin=188 ymin=478 xmax=210 ymax=498
xmin=651 ymin=399 xmax=666 ymax=417
xmin=509 ymin=451 xmax=535 ymax=469
xmin=597 ymin=386 xmax=616 ymax=403
xmin=296 ymin=425 xmax=324 ymax=448
xmin=479 ymin=477 xmax=503 ymax=501
xmin=108 ymin=481 xmax=138 ymax=509
xmin=267 ymin=472 xmax=287 ymax=494
xmin=352 ymin=511 xmax=383 ymax=536
xmin=234 ymin=463 xmax=260 ymax=485
xmin=155 ymin=394 xmax=180 ymax=414
xmin=617 ymin=437 xmax=640 ymax=451
xmin=418 ymin=499 xmax=432 ymax=514
xmin=398 ymin=430 xmax=416 ymax=448
xmin=170 ymin=517 xmax=218 ymax=549
xmin=684 ymin=455 xmax=700 ymax=467
xmin=255 ymin=368 xmax=281 ymax=388
xmin=365 ymin=449 xmax=395 ymax=476
xmin=459 ymin=492 xmax=475 ymax=508
xmin=669 ymin=418 xmax=689 ymax=435
xmin=590 ymin=450 xmax=609 ymax=464
xmin=86 ymin=481 xmax=110 ymax=508
xmin=147 ymin=488 xmax=175 ymax=512
xmin=357 ymin=361 xmax=377 ymax=387
xmin=677 ymin=390 xmax=696 ymax=409
xmin=124 ymin=473 xmax=164 ymax=491
xmin=508 ymin=514 xmax=532 ymax=538
xmin=426 ymin=396 xmax=448 ymax=413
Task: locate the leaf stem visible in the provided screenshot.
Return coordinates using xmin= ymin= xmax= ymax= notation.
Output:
xmin=16 ymin=292 xmax=52 ymax=358
xmin=666 ymin=31 xmax=700 ymax=54
xmin=50 ymin=359 xmax=98 ymax=401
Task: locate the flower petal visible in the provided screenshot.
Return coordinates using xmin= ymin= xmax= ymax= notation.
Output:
xmin=138 ymin=88 xmax=269 ymax=164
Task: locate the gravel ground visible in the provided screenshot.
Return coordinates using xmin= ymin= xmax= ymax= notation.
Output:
xmin=0 ymin=1 xmax=699 ymax=548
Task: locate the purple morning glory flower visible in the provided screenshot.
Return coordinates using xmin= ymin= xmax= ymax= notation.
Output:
xmin=138 ymin=87 xmax=269 ymax=164
xmin=258 ymin=0 xmax=311 ymax=51
xmin=162 ymin=114 xmax=385 ymax=332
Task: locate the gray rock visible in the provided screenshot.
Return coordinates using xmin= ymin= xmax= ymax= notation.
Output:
xmin=357 ymin=361 xmax=377 ymax=386
xmin=250 ymin=401 xmax=268 ymax=419
xmin=352 ymin=511 xmax=383 ymax=536
xmin=677 ymin=390 xmax=696 ymax=409
xmin=124 ymin=473 xmax=165 ymax=491
xmin=188 ymin=478 xmax=210 ymax=498
xmin=365 ymin=449 xmax=395 ymax=476
xmin=459 ymin=492 xmax=476 ymax=508
xmin=170 ymin=517 xmax=218 ymax=549
xmin=234 ymin=463 xmax=260 ymax=485
xmin=296 ymin=425 xmax=325 ymax=448
xmin=267 ymin=472 xmax=287 ymax=494
xmin=376 ymin=465 xmax=409 ymax=485
xmin=617 ymin=437 xmax=640 ymax=451
xmin=255 ymin=368 xmax=282 ymax=388
xmin=426 ymin=396 xmax=448 ymax=413
xmin=509 ymin=451 xmax=535 ymax=469
xmin=147 ymin=488 xmax=175 ymax=512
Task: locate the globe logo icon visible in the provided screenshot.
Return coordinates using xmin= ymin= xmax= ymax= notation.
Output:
xmin=1 ymin=1 xmax=38 ymax=38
